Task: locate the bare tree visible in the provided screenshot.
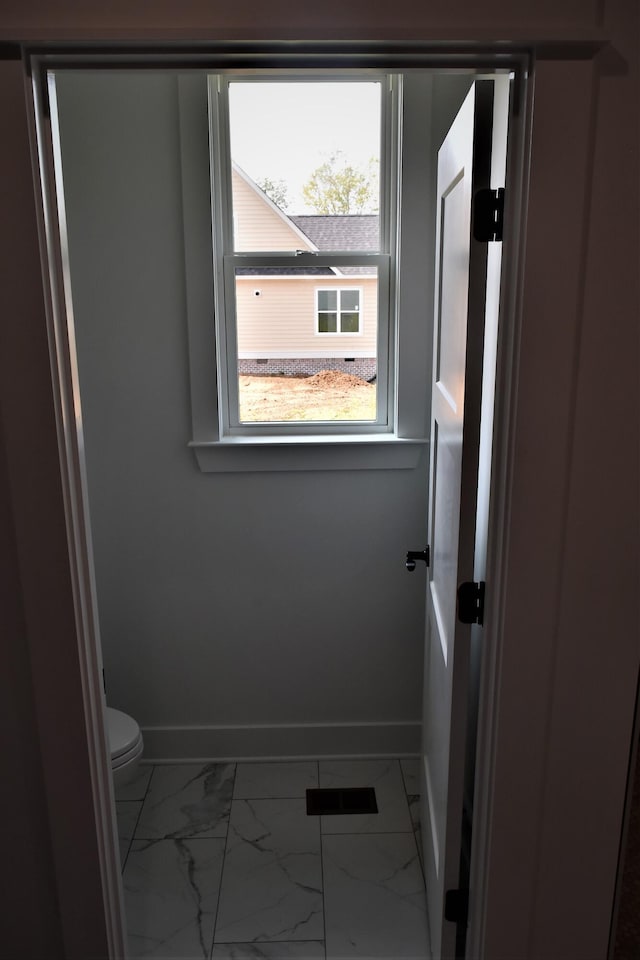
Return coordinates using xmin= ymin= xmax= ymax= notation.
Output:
xmin=257 ymin=176 xmax=290 ymax=211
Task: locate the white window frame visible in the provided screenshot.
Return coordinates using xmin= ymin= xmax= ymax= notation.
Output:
xmin=174 ymin=68 xmax=438 ymax=471
xmin=208 ymin=72 xmax=396 ymax=439
xmin=315 ymin=286 xmax=364 ymax=336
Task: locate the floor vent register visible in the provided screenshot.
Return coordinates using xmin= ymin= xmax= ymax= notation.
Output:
xmin=306 ymin=787 xmax=378 ymax=816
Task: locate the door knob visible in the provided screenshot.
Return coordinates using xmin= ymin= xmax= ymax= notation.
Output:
xmin=405 ymin=546 xmax=430 ymax=571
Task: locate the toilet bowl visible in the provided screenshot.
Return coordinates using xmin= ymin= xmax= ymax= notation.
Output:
xmin=106 ymin=707 xmax=144 ymax=788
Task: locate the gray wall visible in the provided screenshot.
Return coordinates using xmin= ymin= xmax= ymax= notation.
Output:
xmin=54 ymin=72 xmax=440 ymax=753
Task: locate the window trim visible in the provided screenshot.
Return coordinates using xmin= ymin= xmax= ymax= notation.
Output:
xmin=208 ymin=72 xmax=398 ymax=439
xmin=176 ymin=69 xmax=441 ymax=471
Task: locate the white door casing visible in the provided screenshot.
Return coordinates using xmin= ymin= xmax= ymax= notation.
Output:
xmin=421 ymin=79 xmax=500 ymax=960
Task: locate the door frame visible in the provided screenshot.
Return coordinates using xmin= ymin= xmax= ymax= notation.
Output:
xmin=16 ymin=41 xmax=615 ymax=959
xmin=463 ymin=64 xmax=533 ymax=957
xmin=421 ymin=76 xmax=511 ymax=960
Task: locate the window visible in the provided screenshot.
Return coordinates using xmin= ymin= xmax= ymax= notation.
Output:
xmin=208 ymin=74 xmax=396 ymax=436
xmin=316 ymin=288 xmax=362 ymax=334
xmin=179 ymin=69 xmax=436 ymax=470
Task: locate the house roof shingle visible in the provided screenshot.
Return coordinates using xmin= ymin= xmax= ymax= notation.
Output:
xmin=287 ymin=215 xmax=379 ymax=276
xmin=290 ymin=215 xmax=379 ymax=251
xmin=236 ymin=266 xmax=335 ymax=276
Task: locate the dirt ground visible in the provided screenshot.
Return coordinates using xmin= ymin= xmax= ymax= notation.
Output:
xmin=238 ymin=369 xmax=376 ymax=422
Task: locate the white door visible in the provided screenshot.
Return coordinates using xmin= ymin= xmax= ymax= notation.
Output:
xmin=420 ymin=79 xmax=504 ymax=960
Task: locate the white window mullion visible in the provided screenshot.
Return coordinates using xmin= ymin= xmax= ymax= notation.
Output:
xmin=208 ymin=75 xmax=236 ymax=435
xmin=223 ymin=256 xmax=242 ymax=429
xmin=378 ymin=74 xmax=398 ymax=431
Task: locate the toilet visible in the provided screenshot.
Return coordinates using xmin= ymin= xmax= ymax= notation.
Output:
xmin=106 ymin=707 xmax=144 ymax=788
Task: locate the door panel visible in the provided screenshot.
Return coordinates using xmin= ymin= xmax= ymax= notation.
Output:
xmin=421 ymin=79 xmax=498 ymax=960
xmin=431 ymin=424 xmax=462 ymax=666
xmin=435 ymin=173 xmax=470 ymax=416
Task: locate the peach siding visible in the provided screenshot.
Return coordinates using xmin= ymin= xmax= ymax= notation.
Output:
xmin=235 ymin=276 xmax=378 ymax=358
xmin=232 ymin=168 xmax=314 ymax=252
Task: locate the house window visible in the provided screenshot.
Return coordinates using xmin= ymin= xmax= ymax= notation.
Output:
xmin=208 ymin=74 xmax=396 ymax=436
xmin=316 ymin=289 xmax=362 ymax=334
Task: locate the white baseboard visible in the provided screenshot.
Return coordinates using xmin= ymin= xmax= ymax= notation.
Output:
xmin=141 ymin=721 xmax=421 ymax=762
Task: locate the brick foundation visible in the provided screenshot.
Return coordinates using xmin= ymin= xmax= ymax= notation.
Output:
xmin=238 ymin=358 xmax=377 ymax=380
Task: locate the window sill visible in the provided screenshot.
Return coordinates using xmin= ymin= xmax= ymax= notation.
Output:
xmin=189 ymin=434 xmax=427 ymax=472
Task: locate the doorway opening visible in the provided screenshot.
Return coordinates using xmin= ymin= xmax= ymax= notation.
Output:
xmin=32 ymin=51 xmax=528 ymax=959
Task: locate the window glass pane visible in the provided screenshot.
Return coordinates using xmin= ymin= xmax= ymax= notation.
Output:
xmin=234 ymin=267 xmax=378 ymax=423
xmin=228 ymin=81 xmax=381 ymax=253
xmin=318 ymin=313 xmax=337 ymax=333
xmin=340 ymin=290 xmax=360 ymax=311
xmin=340 ymin=313 xmax=360 ymax=333
xmin=318 ymin=289 xmax=337 ymax=311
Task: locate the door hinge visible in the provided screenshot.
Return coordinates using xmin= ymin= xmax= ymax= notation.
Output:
xmin=473 ymin=187 xmax=505 ymax=242
xmin=38 ymin=67 xmax=50 ymax=119
xmin=457 ymin=580 xmax=485 ymax=625
xmin=445 ymin=888 xmax=469 ymax=925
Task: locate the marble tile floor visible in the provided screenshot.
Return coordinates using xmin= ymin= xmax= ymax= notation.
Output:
xmin=116 ymin=758 xmax=429 ymax=960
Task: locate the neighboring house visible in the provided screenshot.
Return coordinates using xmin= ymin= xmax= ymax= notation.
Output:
xmin=232 ymin=164 xmax=379 ymax=379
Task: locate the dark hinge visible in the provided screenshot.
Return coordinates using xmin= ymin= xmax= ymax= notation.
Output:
xmin=445 ymin=888 xmax=470 ymax=925
xmin=457 ymin=581 xmax=485 ymax=625
xmin=39 ymin=68 xmax=50 ymax=119
xmin=473 ymin=187 xmax=505 ymax=242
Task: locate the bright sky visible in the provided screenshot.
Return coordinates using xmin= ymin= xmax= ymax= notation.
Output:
xmin=228 ymin=81 xmax=381 ymax=214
